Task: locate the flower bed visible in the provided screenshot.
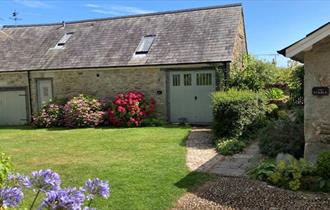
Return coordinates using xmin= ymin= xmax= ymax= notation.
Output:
xmin=32 ymin=91 xmax=157 ymax=128
xmin=108 ymin=91 xmax=155 ymax=127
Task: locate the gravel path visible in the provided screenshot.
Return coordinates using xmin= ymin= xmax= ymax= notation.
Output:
xmin=186 ymin=128 xmax=224 ymax=172
xmin=173 ymin=176 xmax=330 ymax=210
xmin=179 ymin=128 xmax=330 ymax=210
xmin=186 ymin=127 xmax=261 ymax=176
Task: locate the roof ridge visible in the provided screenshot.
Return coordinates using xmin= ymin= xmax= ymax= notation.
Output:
xmin=2 ymin=3 xmax=242 ymax=29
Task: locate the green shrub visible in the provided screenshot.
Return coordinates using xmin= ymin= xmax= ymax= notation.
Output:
xmin=265 ymin=88 xmax=285 ymax=100
xmin=141 ymin=117 xmax=165 ymax=127
xmin=212 ymin=89 xmax=267 ymax=139
xmin=288 ymin=65 xmax=304 ymax=106
xmin=216 ymin=138 xmax=246 ymax=156
xmin=259 ymin=111 xmax=304 ymax=158
xmin=249 ymin=160 xmax=276 ymax=181
xmin=0 ymin=153 xmax=12 ymax=187
xmin=316 ymin=151 xmax=330 ymax=179
xmin=268 ymin=155 xmax=313 ymax=191
xmin=230 ymin=54 xmax=279 ymax=91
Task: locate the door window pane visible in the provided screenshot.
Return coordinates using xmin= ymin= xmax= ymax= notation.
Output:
xmin=197 ymin=73 xmax=212 ymax=86
xmin=184 ymin=74 xmax=192 ymax=86
xmin=43 ymin=87 xmax=49 ymax=97
xmin=172 ymin=74 xmax=180 ymax=86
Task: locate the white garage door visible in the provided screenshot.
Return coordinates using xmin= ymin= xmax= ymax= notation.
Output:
xmin=169 ymin=70 xmax=215 ymax=124
xmin=0 ymin=89 xmax=28 ymax=125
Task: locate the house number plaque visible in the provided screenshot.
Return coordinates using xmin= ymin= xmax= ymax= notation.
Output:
xmin=312 ymin=87 xmax=329 ymax=96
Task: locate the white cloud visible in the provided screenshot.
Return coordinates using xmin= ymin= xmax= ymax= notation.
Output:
xmin=85 ymin=3 xmax=154 ymax=16
xmin=13 ymin=0 xmax=51 ymax=8
xmin=85 ymin=3 xmax=100 ymax=9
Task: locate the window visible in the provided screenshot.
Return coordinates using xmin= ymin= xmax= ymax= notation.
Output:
xmin=184 ymin=74 xmax=192 ymax=86
xmin=197 ymin=73 xmax=212 ymax=86
xmin=172 ymin=74 xmax=180 ymax=86
xmin=135 ymin=35 xmax=155 ymax=54
xmin=42 ymin=87 xmax=49 ymax=97
xmin=54 ymin=32 xmax=74 ymax=49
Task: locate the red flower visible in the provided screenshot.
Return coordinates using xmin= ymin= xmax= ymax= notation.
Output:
xmin=108 ymin=91 xmax=155 ymax=127
xmin=117 ymin=106 xmax=126 ymax=113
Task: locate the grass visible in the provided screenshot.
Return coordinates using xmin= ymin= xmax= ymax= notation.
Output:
xmin=0 ymin=126 xmax=214 ymax=210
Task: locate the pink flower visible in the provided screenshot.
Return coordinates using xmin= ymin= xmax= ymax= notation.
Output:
xmin=117 ymin=106 xmax=126 ymax=113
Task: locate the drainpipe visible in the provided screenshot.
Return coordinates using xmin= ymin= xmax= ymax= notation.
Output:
xmin=27 ymin=71 xmax=33 ymax=122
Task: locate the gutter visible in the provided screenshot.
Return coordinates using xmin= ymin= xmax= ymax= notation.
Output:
xmin=0 ymin=61 xmax=231 ymax=74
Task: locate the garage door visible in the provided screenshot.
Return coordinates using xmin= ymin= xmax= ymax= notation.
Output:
xmin=0 ymin=89 xmax=28 ymax=125
xmin=169 ymin=70 xmax=215 ymax=124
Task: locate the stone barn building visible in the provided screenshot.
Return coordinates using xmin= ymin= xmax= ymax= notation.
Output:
xmin=0 ymin=3 xmax=246 ymax=125
xmin=279 ymin=22 xmax=330 ymax=162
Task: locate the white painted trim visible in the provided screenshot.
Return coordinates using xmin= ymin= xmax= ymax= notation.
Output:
xmin=286 ymin=24 xmax=330 ymax=58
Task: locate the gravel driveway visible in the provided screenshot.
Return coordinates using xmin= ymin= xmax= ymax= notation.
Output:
xmin=173 ymin=176 xmax=330 ymax=210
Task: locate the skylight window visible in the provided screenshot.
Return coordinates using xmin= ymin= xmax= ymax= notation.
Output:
xmin=54 ymin=32 xmax=74 ymax=49
xmin=135 ymin=35 xmax=156 ymax=54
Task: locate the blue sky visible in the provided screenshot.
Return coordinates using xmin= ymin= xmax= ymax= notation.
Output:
xmin=1 ymin=0 xmax=330 ymax=66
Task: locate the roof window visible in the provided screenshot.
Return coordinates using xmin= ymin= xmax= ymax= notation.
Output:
xmin=135 ymin=35 xmax=155 ymax=54
xmin=54 ymin=32 xmax=74 ymax=49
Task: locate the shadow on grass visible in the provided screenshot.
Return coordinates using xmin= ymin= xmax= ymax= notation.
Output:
xmin=175 ymin=171 xmax=217 ymax=191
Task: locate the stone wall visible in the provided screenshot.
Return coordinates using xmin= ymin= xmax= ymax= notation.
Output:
xmin=304 ymin=36 xmax=330 ymax=162
xmin=29 ymin=68 xmax=167 ymax=119
xmin=231 ymin=13 xmax=247 ymax=67
xmin=0 ymin=72 xmax=28 ymax=87
xmin=0 ymin=68 xmax=167 ymax=121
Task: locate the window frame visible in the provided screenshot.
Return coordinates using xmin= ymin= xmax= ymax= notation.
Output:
xmin=135 ymin=35 xmax=156 ymax=54
xmin=172 ymin=74 xmax=181 ymax=86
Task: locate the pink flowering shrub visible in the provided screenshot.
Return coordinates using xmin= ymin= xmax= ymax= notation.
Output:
xmin=108 ymin=91 xmax=155 ymax=127
xmin=33 ymin=103 xmax=64 ymax=128
xmin=63 ymin=95 xmax=105 ymax=128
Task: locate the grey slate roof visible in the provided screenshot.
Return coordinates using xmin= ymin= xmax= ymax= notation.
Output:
xmin=0 ymin=4 xmax=243 ymax=72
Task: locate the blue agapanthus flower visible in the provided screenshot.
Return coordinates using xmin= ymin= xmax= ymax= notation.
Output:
xmin=83 ymin=207 xmax=96 ymax=210
xmin=7 ymin=173 xmax=32 ymax=188
xmin=30 ymin=169 xmax=61 ymax=192
xmin=82 ymin=178 xmax=110 ymax=201
xmin=40 ymin=188 xmax=85 ymax=210
xmin=0 ymin=187 xmax=24 ymax=208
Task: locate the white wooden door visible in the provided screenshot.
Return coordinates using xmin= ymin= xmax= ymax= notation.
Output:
xmin=37 ymin=79 xmax=53 ymax=108
xmin=169 ymin=70 xmax=215 ymax=123
xmin=0 ymin=90 xmax=27 ymax=125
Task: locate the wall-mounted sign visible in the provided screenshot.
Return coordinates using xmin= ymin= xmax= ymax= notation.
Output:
xmin=312 ymin=87 xmax=329 ymax=96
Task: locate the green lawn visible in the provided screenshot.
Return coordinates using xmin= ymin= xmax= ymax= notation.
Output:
xmin=0 ymin=126 xmax=213 ymax=210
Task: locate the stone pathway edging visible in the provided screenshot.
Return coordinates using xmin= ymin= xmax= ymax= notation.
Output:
xmin=186 ymin=127 xmax=261 ymax=177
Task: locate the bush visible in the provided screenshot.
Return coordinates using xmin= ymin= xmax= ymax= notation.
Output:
xmin=108 ymin=91 xmax=155 ymax=127
xmin=63 ymin=95 xmax=105 ymax=128
xmin=0 ymin=153 xmax=12 ymax=187
xmin=265 ymin=88 xmax=285 ymax=100
xmin=212 ymin=88 xmax=267 ymax=138
xmin=259 ymin=110 xmax=304 ymax=158
xmin=268 ymin=155 xmax=313 ymax=191
xmin=249 ymin=160 xmax=276 ymax=181
xmin=141 ymin=117 xmax=164 ymax=127
xmin=251 ymin=155 xmax=313 ymax=191
xmin=230 ymin=54 xmax=279 ymax=91
xmin=288 ymin=65 xmax=304 ymax=105
xmin=316 ymin=151 xmax=330 ymax=179
xmin=32 ymin=102 xmax=64 ymax=128
xmin=216 ymin=138 xmax=246 ymax=156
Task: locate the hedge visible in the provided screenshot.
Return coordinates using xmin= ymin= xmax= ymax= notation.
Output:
xmin=211 ymin=88 xmax=267 ymax=138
